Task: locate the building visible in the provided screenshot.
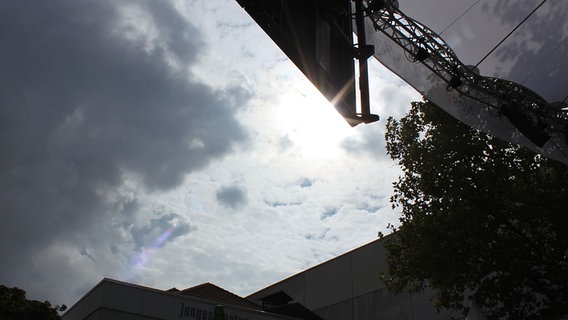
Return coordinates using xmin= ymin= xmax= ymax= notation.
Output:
xmin=246 ymin=239 xmax=459 ymax=320
xmin=64 ymin=239 xmax=466 ymax=320
xmin=62 ymin=278 xmax=305 ymax=320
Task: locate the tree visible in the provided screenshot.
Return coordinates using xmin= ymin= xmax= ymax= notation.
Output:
xmin=0 ymin=285 xmax=65 ymax=320
xmin=382 ymin=100 xmax=568 ymax=319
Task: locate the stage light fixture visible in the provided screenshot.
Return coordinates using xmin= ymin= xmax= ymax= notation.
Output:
xmin=501 ymin=101 xmax=551 ymax=147
xmin=414 ymin=47 xmax=429 ymax=62
xmin=367 ymin=0 xmax=386 ymax=12
xmin=448 ymin=75 xmax=463 ymax=90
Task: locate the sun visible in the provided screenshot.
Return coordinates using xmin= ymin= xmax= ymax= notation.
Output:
xmin=274 ymin=84 xmax=355 ymax=159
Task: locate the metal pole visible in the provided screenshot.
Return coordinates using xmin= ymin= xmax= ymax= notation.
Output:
xmin=354 ymin=0 xmax=372 ymax=117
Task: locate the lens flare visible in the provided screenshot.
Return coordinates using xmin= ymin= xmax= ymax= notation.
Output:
xmin=130 ymin=226 xmax=175 ymax=269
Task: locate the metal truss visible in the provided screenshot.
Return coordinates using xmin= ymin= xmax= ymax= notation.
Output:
xmin=362 ymin=0 xmax=568 ymax=135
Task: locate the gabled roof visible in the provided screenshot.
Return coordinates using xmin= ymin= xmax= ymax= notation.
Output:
xmin=176 ymin=283 xmax=260 ymax=310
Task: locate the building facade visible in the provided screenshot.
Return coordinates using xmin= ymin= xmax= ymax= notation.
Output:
xmin=62 ymin=279 xmax=301 ymax=320
xmin=247 ymin=239 xmax=459 ymax=320
xmin=65 ymin=239 xmax=476 ymax=320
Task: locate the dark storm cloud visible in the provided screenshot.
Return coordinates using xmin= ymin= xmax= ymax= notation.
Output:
xmin=216 ymin=185 xmax=247 ymax=209
xmin=0 ymin=0 xmax=248 ymax=302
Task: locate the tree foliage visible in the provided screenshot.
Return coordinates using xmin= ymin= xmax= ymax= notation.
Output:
xmin=0 ymin=285 xmax=65 ymax=320
xmin=382 ymin=100 xmax=568 ymax=319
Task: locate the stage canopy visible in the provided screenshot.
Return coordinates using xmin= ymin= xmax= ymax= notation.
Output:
xmin=364 ymin=0 xmax=568 ymax=164
xmin=398 ymin=0 xmax=566 ymax=105
xmin=235 ymin=0 xmax=568 ymax=164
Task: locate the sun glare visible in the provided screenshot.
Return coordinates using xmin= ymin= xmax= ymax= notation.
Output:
xmin=275 ymin=87 xmax=354 ymax=159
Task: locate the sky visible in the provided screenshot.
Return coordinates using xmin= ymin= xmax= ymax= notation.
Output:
xmin=0 ymin=0 xmax=420 ymax=307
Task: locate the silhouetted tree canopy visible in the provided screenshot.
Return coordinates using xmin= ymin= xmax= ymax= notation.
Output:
xmin=382 ymin=100 xmax=568 ymax=319
xmin=0 ymin=285 xmax=65 ymax=320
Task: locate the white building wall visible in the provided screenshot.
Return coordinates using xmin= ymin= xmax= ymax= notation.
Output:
xmin=247 ymin=239 xmax=458 ymax=320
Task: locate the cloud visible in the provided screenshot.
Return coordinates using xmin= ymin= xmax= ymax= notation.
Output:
xmin=0 ymin=0 xmax=421 ymax=308
xmin=131 ymin=212 xmax=195 ymax=251
xmin=320 ymin=207 xmax=339 ymax=220
xmin=216 ymin=185 xmax=248 ymax=209
xmin=0 ymin=0 xmax=248 ymax=303
xmin=340 ymin=125 xmax=388 ymax=159
xmin=299 ymin=178 xmax=313 ymax=188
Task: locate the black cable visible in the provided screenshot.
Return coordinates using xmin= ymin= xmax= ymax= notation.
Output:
xmin=475 ymin=0 xmax=548 ymax=68
xmin=439 ymin=0 xmax=481 ymax=36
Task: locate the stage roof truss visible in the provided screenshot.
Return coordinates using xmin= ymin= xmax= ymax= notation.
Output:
xmin=363 ymin=0 xmax=568 ymax=140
